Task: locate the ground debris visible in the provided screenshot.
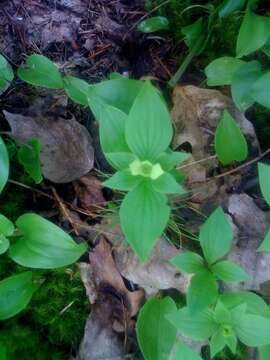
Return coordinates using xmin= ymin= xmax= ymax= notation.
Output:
xmin=4 ymin=110 xmax=94 ymax=183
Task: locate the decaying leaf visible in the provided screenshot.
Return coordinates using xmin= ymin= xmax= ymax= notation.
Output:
xmin=171 ymin=85 xmax=259 ymax=204
xmin=73 ymin=175 xmax=106 ymax=211
xmin=77 ymin=237 xmax=144 ymax=360
xmin=4 ymin=111 xmax=94 ymax=183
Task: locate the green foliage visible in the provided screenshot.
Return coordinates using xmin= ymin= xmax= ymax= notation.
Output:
xmin=0 ymin=214 xmax=14 ymax=255
xmin=9 ymin=213 xmax=87 ymax=269
xmin=63 ymin=76 xmax=89 ymax=105
xmin=172 ymin=343 xmax=203 ymax=360
xmin=0 ymin=272 xmax=39 ymax=320
xmin=258 ymin=163 xmax=270 ymax=251
xmin=215 ymin=111 xmax=248 ymax=165
xmin=0 ymin=54 xmax=14 ymax=94
xmin=205 ymin=57 xmax=245 ymax=86
xmin=136 ymin=297 xmax=177 ymax=360
xmin=101 ymin=81 xmax=188 ymax=261
xmin=18 ymin=138 xmax=43 ymax=184
xmin=218 ymin=0 xmax=246 ymax=18
xmin=17 ymin=54 xmax=63 ymax=89
xmin=0 ymin=135 xmax=9 ymax=194
xmin=137 ymin=16 xmax=169 ymax=33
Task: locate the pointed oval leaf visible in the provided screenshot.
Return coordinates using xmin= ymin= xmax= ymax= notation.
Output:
xmin=103 ymin=170 xmax=142 ymax=191
xmin=237 ymin=10 xmax=270 ymax=58
xmin=215 ymin=110 xmax=248 ymax=165
xmin=120 ymin=181 xmax=170 ymax=261
xmin=214 ymin=300 xmax=232 ymax=324
xmin=0 ymin=54 xmax=14 ymax=94
xmin=231 ymin=60 xmax=262 ymax=111
xmin=235 ymin=314 xmax=270 ymax=346
xmin=218 ymin=0 xmax=246 ymax=17
xmin=258 ymin=163 xmax=270 ymax=206
xmin=210 ymin=329 xmax=226 ymax=358
xmin=182 ymin=17 xmax=207 ymax=55
xmin=18 ymin=138 xmax=43 ymax=184
xmin=9 ymin=214 xmax=87 ymax=269
xmin=152 ymin=172 xmax=185 ymax=194
xmin=17 ymin=54 xmax=63 ymax=89
xmin=156 ymin=151 xmax=190 ymax=171
xmin=170 ymin=252 xmax=205 ymax=274
xmin=0 ymin=135 xmax=9 ymax=194
xmin=172 ymin=343 xmax=203 ymax=360
xmin=105 ymin=152 xmax=137 ymax=170
xmin=212 ymin=260 xmax=250 ymax=283
xmin=251 ymin=72 xmax=270 ymax=109
xmin=137 ymin=297 xmax=177 ymax=360
xmin=0 ymin=235 xmax=10 ymax=255
xmin=0 ymin=214 xmax=14 ymax=236
xmin=167 ymin=307 xmax=218 ymax=341
xmin=63 ymin=76 xmax=90 ymax=105
xmin=138 ymin=16 xmax=169 ymax=33
xmin=220 ymin=291 xmax=270 ymax=317
xmin=187 ymin=270 xmax=218 ymax=313
xmin=205 ymin=57 xmax=245 ymax=86
xmin=200 ymin=207 xmax=233 ymax=264
xmin=125 ymin=81 xmax=173 ymax=161
xmin=0 ymin=272 xmax=39 ymax=320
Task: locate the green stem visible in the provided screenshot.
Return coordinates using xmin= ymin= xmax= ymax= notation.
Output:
xmin=168 ymin=49 xmax=196 ymax=88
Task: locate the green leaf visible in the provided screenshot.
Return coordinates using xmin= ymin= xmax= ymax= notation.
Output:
xmin=231 ymin=60 xmax=262 ymax=111
xmin=0 ymin=135 xmax=9 ymax=194
xmin=187 ymin=269 xmax=218 ymax=312
xmin=63 ymin=76 xmax=90 ymax=105
xmin=18 ymin=138 xmax=43 ymax=184
xmin=199 ymin=207 xmax=233 ymax=265
xmin=0 ymin=235 xmax=9 ymax=255
xmin=0 ymin=54 xmax=14 ymax=94
xmin=137 ymin=16 xmax=169 ymax=33
xmin=259 ymin=345 xmax=270 ymax=360
xmin=125 ymin=81 xmax=173 ymax=161
xmin=136 ymin=297 xmax=177 ymax=360
xmin=258 ymin=229 xmax=270 ymax=252
xmin=0 ymin=344 xmax=7 ymax=360
xmin=182 ymin=17 xmax=208 ymax=55
xmin=225 ymin=334 xmax=238 ymax=354
xmin=214 ymin=301 xmax=232 ymax=324
xmin=0 ymin=272 xmax=39 ymax=320
xmin=218 ymin=0 xmax=246 ymax=17
xmin=152 ymin=172 xmax=185 ymax=194
xmin=170 ymin=252 xmax=205 ymax=274
xmin=103 ymin=170 xmax=142 ymax=191
xmin=215 ymin=110 xmax=248 ymax=165
xmin=98 ymin=105 xmax=129 ymax=154
xmin=210 ymin=329 xmax=226 ymax=358
xmin=258 ymin=163 xmax=270 ymax=206
xmin=9 ymin=214 xmax=87 ymax=269
xmin=167 ymin=307 xmax=218 ymax=341
xmin=0 ymin=214 xmax=14 ymax=236
xmin=105 ymin=152 xmax=137 ymax=170
xmin=156 ymin=151 xmax=190 ymax=171
xmin=205 ymin=57 xmax=245 ymax=86
xmin=235 ymin=314 xmax=270 ymax=346
xmin=171 ymin=343 xmax=203 ymax=360
xmin=251 ymin=72 xmax=270 ymax=109
xmin=212 ymin=260 xmax=250 ymax=283
xmin=88 ymin=77 xmax=143 ymax=115
xmin=120 ymin=181 xmax=170 ymax=261
xmin=17 ymin=54 xmax=63 ymax=89
xmin=220 ymin=291 xmax=270 ymax=317
xmin=236 ymin=10 xmax=270 ymax=58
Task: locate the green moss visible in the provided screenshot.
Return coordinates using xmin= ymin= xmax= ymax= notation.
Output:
xmin=0 ymin=256 xmax=89 ymax=359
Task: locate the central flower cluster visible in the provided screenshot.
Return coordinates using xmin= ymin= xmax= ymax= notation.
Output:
xmin=129 ymin=160 xmax=164 ymax=180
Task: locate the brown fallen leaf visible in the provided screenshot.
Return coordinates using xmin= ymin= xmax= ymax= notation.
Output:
xmin=73 ymin=175 xmax=106 ymax=211
xmin=4 ymin=111 xmax=94 ymax=183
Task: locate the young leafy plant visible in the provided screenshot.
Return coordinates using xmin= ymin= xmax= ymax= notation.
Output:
xmin=18 ymin=138 xmax=43 ymax=184
xmin=137 ymin=16 xmax=169 ymax=33
xmin=171 ymin=207 xmax=249 ymax=312
xmin=101 ymin=81 xmax=189 ymax=261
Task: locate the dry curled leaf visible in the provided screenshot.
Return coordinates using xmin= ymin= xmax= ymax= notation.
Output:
xmin=4 ymin=111 xmax=94 ymax=183
xmin=73 ymin=175 xmax=106 ymax=211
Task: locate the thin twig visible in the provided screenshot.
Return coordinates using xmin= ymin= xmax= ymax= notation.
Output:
xmin=209 ymin=148 xmax=270 ymax=181
xmin=176 ymin=155 xmax=217 ymax=170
